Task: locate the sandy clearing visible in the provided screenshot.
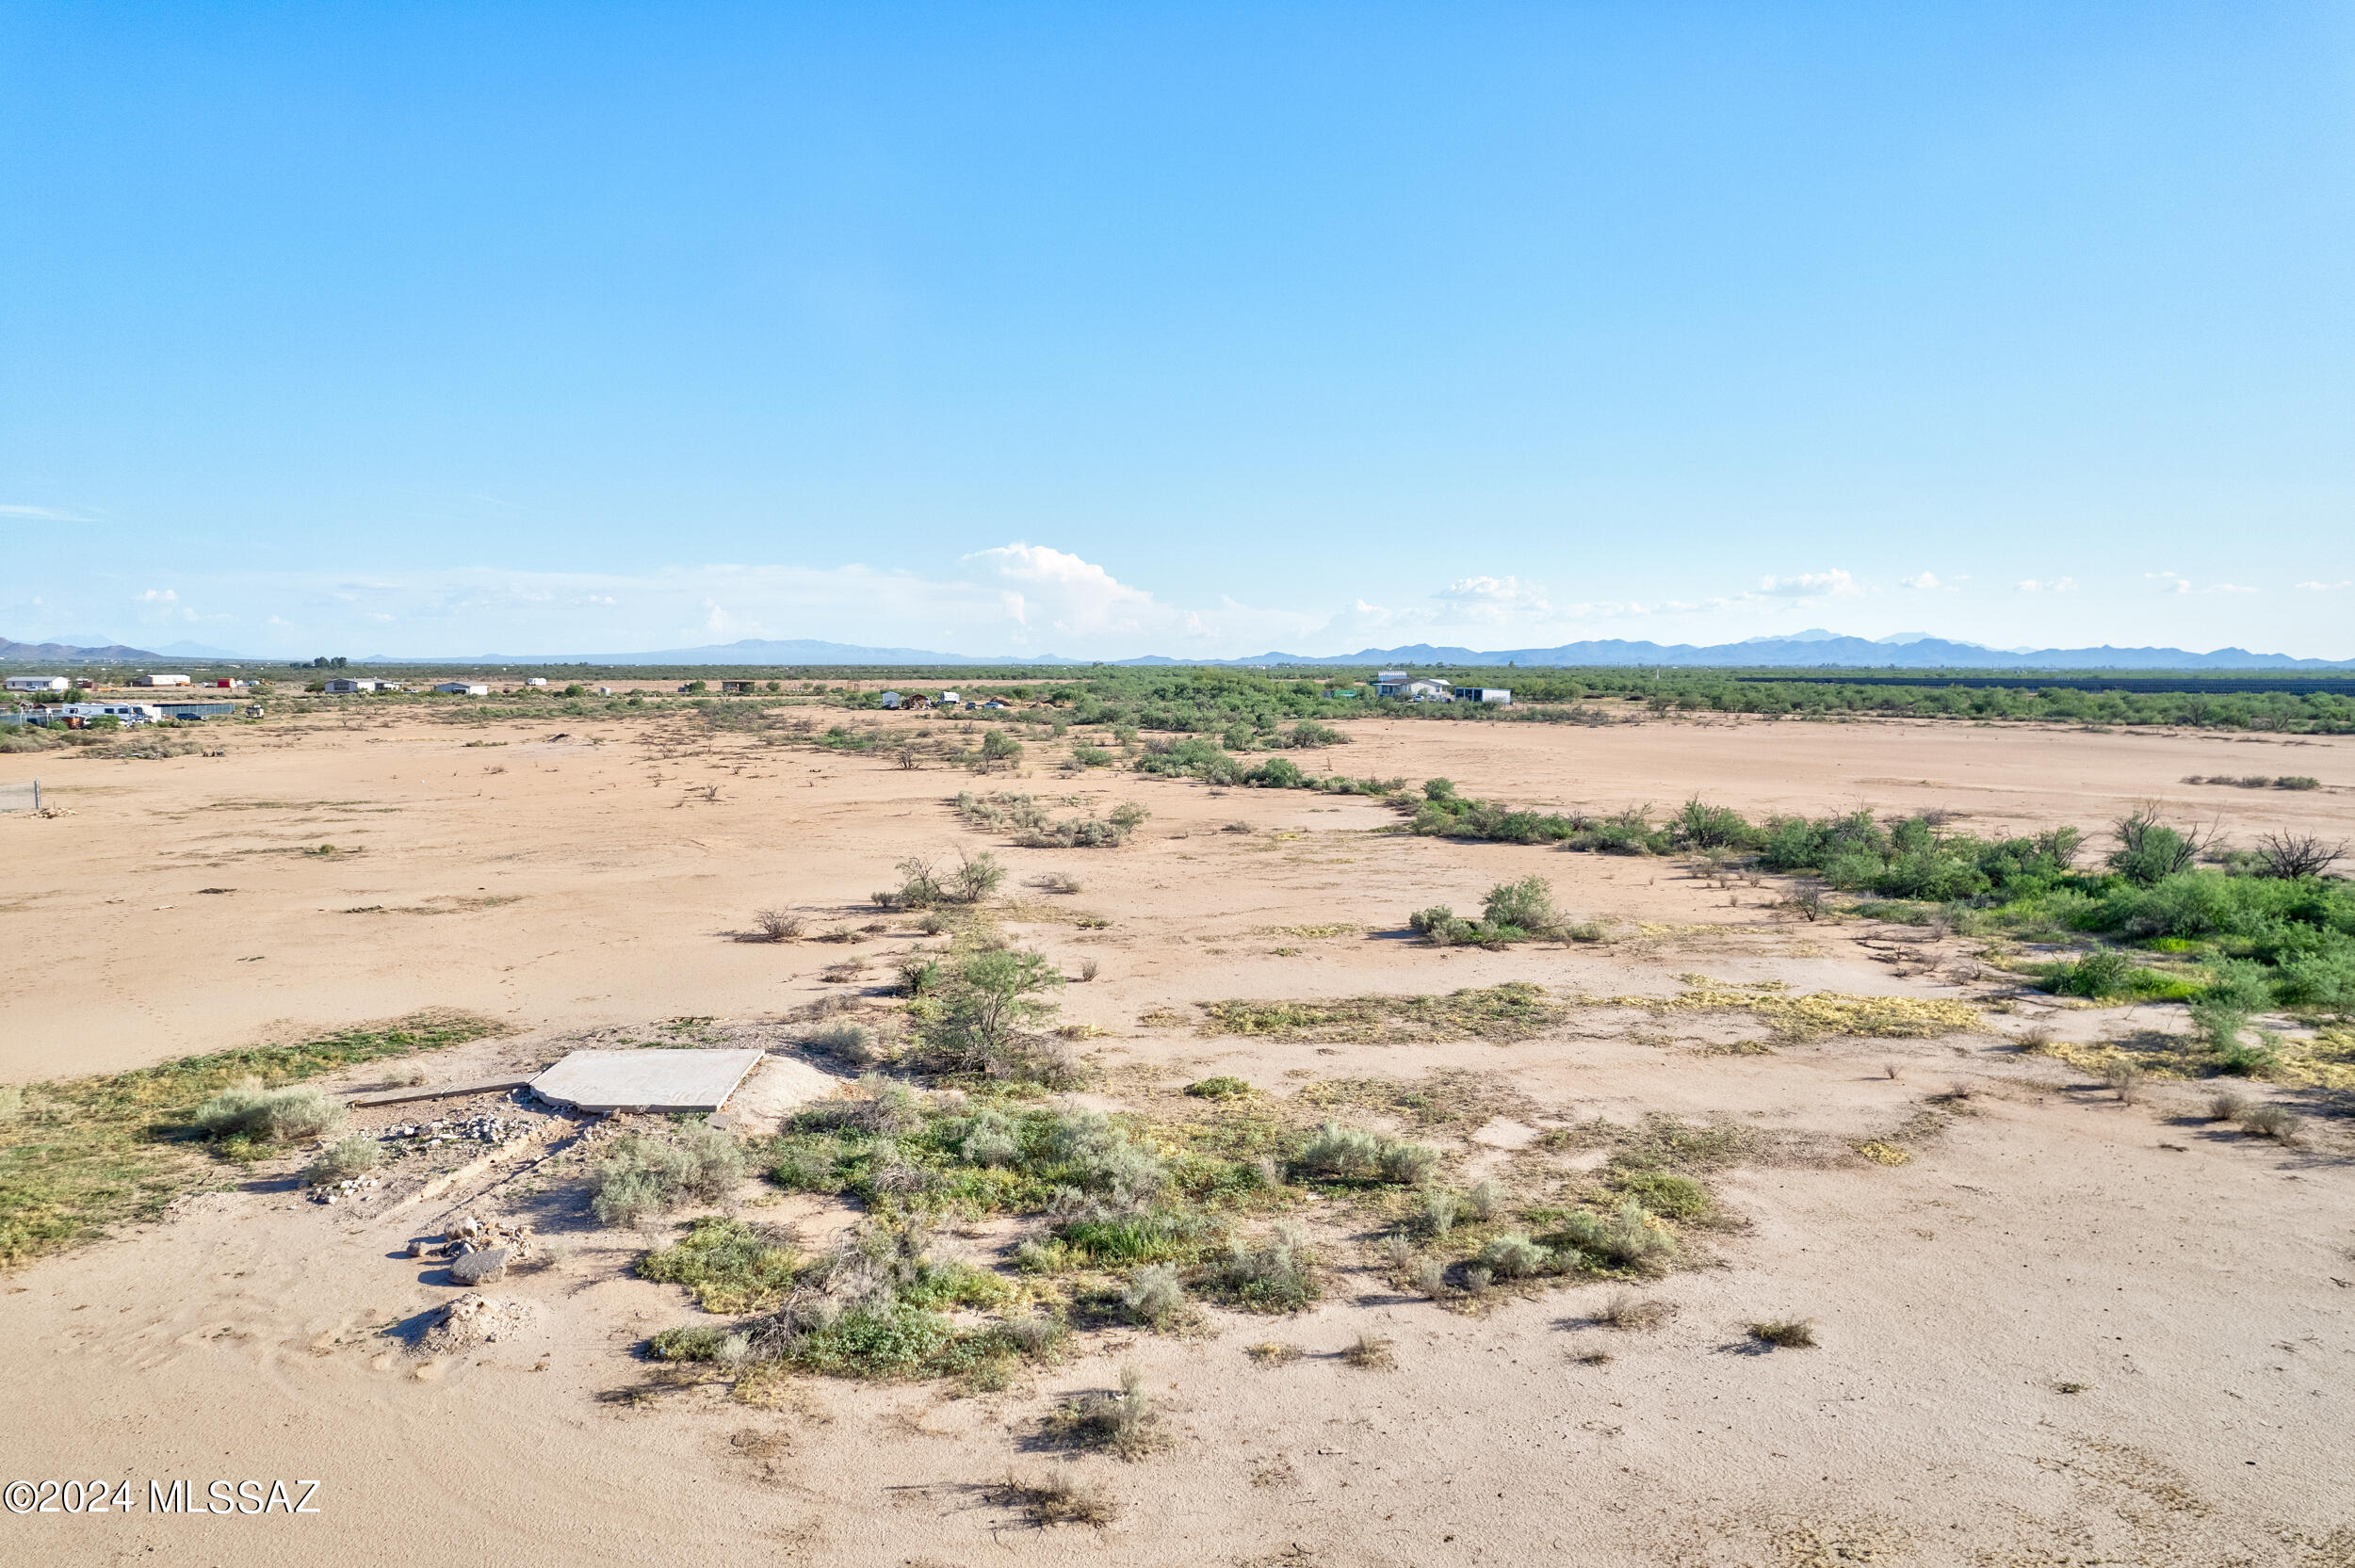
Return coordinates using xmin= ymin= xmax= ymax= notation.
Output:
xmin=1 ymin=705 xmax=2349 ymax=1565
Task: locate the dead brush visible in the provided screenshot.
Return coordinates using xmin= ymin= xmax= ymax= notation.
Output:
xmin=1045 ymin=1364 xmax=1163 ymax=1460
xmin=750 ymin=908 xmax=804 ymax=942
xmin=1341 ymin=1330 xmax=1395 ymax=1369
xmin=999 ymin=1470 xmax=1117 ymax=1527
xmin=2205 ymin=1089 xmax=2249 ymax=1123
xmin=2237 ymin=1102 xmax=2301 ymax=1143
xmin=1597 ymin=1291 xmax=1668 ymax=1331
xmin=1748 ymin=1317 xmax=1818 ymax=1350
xmin=2102 ymin=1061 xmax=2145 ymax=1103
xmin=1244 ymin=1342 xmax=1303 ymax=1366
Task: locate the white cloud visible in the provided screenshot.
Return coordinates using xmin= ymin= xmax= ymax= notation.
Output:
xmin=1757 ymin=569 xmax=1858 ymax=599
xmin=1898 ymin=572 xmax=1942 ymax=590
xmin=0 ymin=504 xmax=90 ymax=521
xmin=2296 ymin=580 xmax=2349 ymax=590
xmin=2016 ymin=578 xmax=2078 ymax=592
xmin=1432 ymin=574 xmax=1551 ymax=622
xmin=2208 ymin=583 xmax=2259 ymax=594
xmin=963 ymin=542 xmax=1165 ymax=638
xmin=2146 ymin=571 xmax=2192 ymax=593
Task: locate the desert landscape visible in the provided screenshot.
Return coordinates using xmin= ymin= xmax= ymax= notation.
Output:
xmin=2 ymin=698 xmax=2351 ymax=1567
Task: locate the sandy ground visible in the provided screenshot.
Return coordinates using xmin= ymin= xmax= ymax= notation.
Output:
xmin=2 ymin=705 xmax=2351 ymax=1566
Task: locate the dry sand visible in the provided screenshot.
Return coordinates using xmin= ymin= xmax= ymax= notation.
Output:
xmin=2 ymin=704 xmax=2350 ymax=1565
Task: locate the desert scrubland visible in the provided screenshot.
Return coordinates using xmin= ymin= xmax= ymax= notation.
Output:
xmin=1 ymin=700 xmax=2350 ymax=1567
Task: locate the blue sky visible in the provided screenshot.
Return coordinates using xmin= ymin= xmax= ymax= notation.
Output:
xmin=3 ymin=3 xmax=2351 ymax=659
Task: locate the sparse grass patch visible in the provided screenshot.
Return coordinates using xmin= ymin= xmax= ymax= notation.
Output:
xmin=1598 ymin=1290 xmax=1668 ymax=1330
xmin=1341 ymin=1330 xmax=1395 ymax=1369
xmin=1197 ymin=982 xmax=1565 ymax=1043
xmin=0 ymin=1010 xmax=507 ymax=1267
xmin=640 ymin=1216 xmax=804 ymax=1312
xmin=999 ymin=1470 xmax=1118 ymax=1526
xmin=300 ymin=1134 xmax=380 ymax=1185
xmin=1182 ymin=1075 xmax=1252 ymax=1100
xmin=1589 ymin=976 xmax=1977 ymax=1041
xmin=1244 ymin=1341 xmax=1303 ymax=1366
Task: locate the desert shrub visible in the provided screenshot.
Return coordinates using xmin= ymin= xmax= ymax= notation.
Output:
xmin=808 ymin=1019 xmax=885 ymax=1065
xmin=1343 ymin=1330 xmax=1395 ymax=1368
xmin=801 ymin=1075 xmax=925 ymax=1137
xmin=1748 ymin=1317 xmax=1817 ymax=1349
xmin=2043 ymin=950 xmax=2136 ymax=999
xmin=2276 ymin=949 xmax=2355 ymax=1011
xmin=948 ymin=849 xmax=1005 ymax=902
xmin=1614 ymin=1169 xmax=1712 ymax=1221
xmin=1034 ymin=871 xmax=1084 ymax=894
xmin=640 ymin=1215 xmax=803 ymax=1311
xmin=2102 ymin=1061 xmax=2145 ymax=1102
xmin=649 ymin=1325 xmax=749 ymax=1363
xmin=1482 ymin=876 xmax=1558 ymax=933
xmin=1296 ymin=1122 xmax=1437 ymax=1185
xmin=877 ymin=855 xmax=945 ymax=910
xmin=1001 ymin=1470 xmax=1116 ymax=1525
xmin=1047 ymin=1363 xmax=1161 ymax=1458
xmin=753 ymin=908 xmax=804 ymax=942
xmin=1464 ymin=1179 xmax=1501 ymax=1220
xmin=1477 ymin=1231 xmax=1551 ymax=1279
xmin=1672 ymin=799 xmax=1758 ymax=850
xmin=188 ymin=1079 xmax=345 ymax=1144
xmin=2277 ymin=775 xmax=2322 ymax=790
xmin=1183 ymin=1075 xmax=1251 ymax=1100
xmin=2108 ymin=809 xmax=2206 ymax=886
xmin=1069 ymin=745 xmax=1113 ymax=768
xmin=590 ymin=1128 xmax=747 ymax=1227
xmin=1599 ymin=1290 xmax=1666 ymax=1330
xmin=301 ymin=1134 xmax=381 ymax=1184
xmin=1544 ymin=1200 xmax=1676 ymax=1270
xmin=2205 ymin=1089 xmax=2249 ymax=1122
xmin=1134 ymin=737 xmax=1242 ymax=784
xmin=1419 ymin=1188 xmax=1463 ymax=1237
xmin=911 ymin=946 xmax=1073 ymax=1084
xmin=1120 ymin=1263 xmax=1187 ymax=1329
xmin=1207 ymin=1223 xmax=1318 ymax=1312
xmin=2238 ymin=1102 xmax=2301 ymax=1142
xmin=1242 ymin=756 xmax=1306 ymax=789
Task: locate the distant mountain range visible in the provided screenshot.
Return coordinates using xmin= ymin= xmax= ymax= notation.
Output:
xmin=7 ymin=630 xmax=2352 ymax=671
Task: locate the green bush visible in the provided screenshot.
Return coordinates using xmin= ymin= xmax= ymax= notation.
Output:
xmin=590 ymin=1128 xmax=746 ymax=1227
xmin=188 ymin=1080 xmax=345 ymax=1144
xmin=301 ymin=1134 xmax=380 ymax=1184
xmin=640 ymin=1215 xmax=802 ymax=1311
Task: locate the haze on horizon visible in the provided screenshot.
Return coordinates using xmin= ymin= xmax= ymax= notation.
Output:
xmin=3 ymin=4 xmax=2351 ymax=662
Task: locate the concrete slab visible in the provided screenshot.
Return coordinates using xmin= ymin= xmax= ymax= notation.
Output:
xmin=528 ymin=1048 xmax=767 ymax=1114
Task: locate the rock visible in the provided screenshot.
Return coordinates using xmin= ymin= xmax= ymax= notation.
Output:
xmin=408 ymin=1237 xmax=431 ymax=1258
xmin=449 ymin=1247 xmax=510 ymax=1286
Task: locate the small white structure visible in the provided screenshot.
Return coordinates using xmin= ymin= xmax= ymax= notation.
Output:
xmin=322 ymin=678 xmax=379 ymax=694
xmin=938 ymin=690 xmax=962 ymax=706
xmin=526 ymin=677 xmax=548 ymax=687
xmin=1466 ymin=688 xmax=1512 ymax=704
xmin=529 ymin=1048 xmax=768 ymax=1114
xmin=4 ymin=676 xmax=69 ymax=694
xmin=878 ymin=690 xmax=902 ymax=709
xmin=433 ymin=682 xmax=490 ymax=696
xmin=131 ymin=673 xmax=192 ymax=687
xmin=595 ymin=686 xmax=613 ymax=697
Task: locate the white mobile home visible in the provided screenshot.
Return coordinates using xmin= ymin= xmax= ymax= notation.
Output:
xmin=322 ymin=678 xmax=380 ymax=694
xmin=4 ymin=676 xmax=69 ymax=694
xmin=877 ymin=691 xmax=902 ymax=709
xmin=433 ymin=682 xmax=490 ymax=696
xmin=1466 ymin=688 xmax=1512 ymax=704
xmin=131 ymin=672 xmax=192 ymax=687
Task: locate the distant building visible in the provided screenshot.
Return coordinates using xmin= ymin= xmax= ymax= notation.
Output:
xmin=1466 ymin=688 xmax=1512 ymax=704
xmin=938 ymin=691 xmax=963 ymax=706
xmin=433 ymin=682 xmax=490 ymax=696
xmin=719 ymin=680 xmax=756 ymax=694
xmin=878 ymin=691 xmax=902 ymax=709
xmin=1376 ymin=672 xmax=1455 ymax=701
xmin=4 ymin=676 xmax=69 ymax=694
xmin=322 ymin=678 xmax=379 ymax=694
xmin=131 ymin=673 xmax=191 ymax=687
xmin=594 ymin=686 xmax=613 ymax=697
xmin=525 ymin=677 xmax=548 ymax=688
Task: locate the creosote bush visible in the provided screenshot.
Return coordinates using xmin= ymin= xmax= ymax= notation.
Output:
xmin=590 ymin=1127 xmax=747 ymax=1228
xmin=1047 ymin=1363 xmax=1163 ymax=1459
xmin=1294 ymin=1122 xmax=1439 ymax=1185
xmin=1120 ymin=1262 xmax=1187 ymax=1329
xmin=753 ymin=908 xmax=804 ymax=942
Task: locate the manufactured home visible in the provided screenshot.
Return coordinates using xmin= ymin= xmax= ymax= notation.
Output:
xmin=4 ymin=676 xmax=69 ymax=694
xmin=1465 ymin=688 xmax=1512 ymax=704
xmin=322 ymin=678 xmax=379 ymax=694
xmin=131 ymin=673 xmax=192 ymax=687
xmin=433 ymin=682 xmax=490 ymax=696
